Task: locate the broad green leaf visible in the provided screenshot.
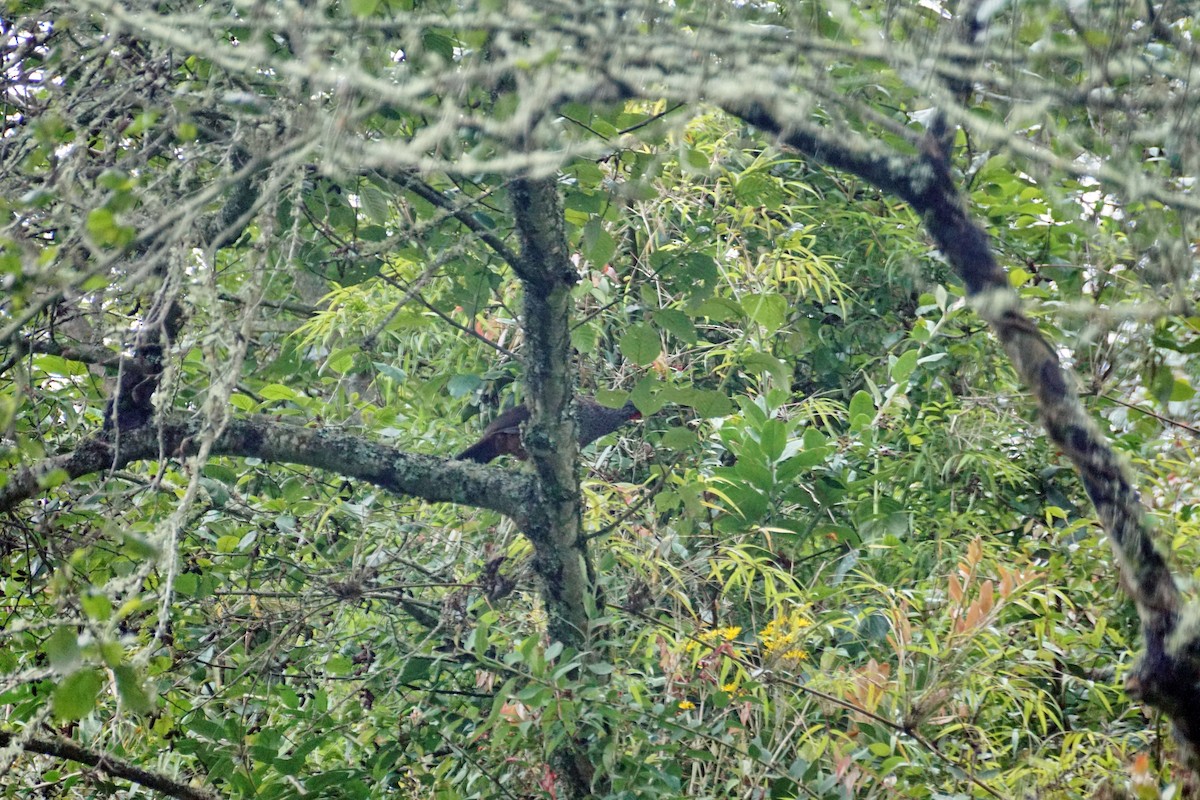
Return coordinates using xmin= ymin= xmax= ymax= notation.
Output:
xmin=849 ymin=390 xmax=874 ymax=424
xmin=890 ymin=349 xmax=919 ymax=383
xmin=759 ymin=419 xmax=787 ymax=463
xmin=582 ymin=219 xmax=616 ymax=267
xmin=33 ymin=354 xmax=87 ymax=376
xmin=52 ymin=669 xmax=103 ymax=721
xmin=358 ymin=183 xmax=391 ymax=224
xmin=571 ymin=321 xmax=599 ymax=354
xmin=741 ymin=352 xmax=790 ymax=384
xmin=660 ymin=426 xmax=698 ymax=451
xmin=693 ymin=297 xmax=744 ymax=322
xmin=113 ymin=664 xmax=155 ymax=713
xmin=258 ymin=384 xmax=299 ymax=401
xmin=620 ymin=323 xmax=661 ymax=366
xmin=37 ymin=468 xmax=68 ymax=489
xmin=46 ymin=627 xmax=81 ymax=673
xmin=80 ymin=592 xmax=113 ymax=622
xmin=744 ymin=292 xmax=788 ymax=333
xmin=686 ymin=389 xmax=734 ymax=418
xmin=652 ymin=309 xmax=698 ymax=344
xmin=448 ymin=374 xmax=482 ymax=398
xmin=327 ymin=347 xmax=358 ymax=374
xmin=348 ymin=0 xmax=379 ymax=16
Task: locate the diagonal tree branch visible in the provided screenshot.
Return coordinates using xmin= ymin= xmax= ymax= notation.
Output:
xmin=0 ymin=729 xmax=221 ymax=800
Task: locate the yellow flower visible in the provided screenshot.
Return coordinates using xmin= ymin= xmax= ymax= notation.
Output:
xmin=758 ymin=607 xmax=812 ymax=658
xmin=678 ymin=700 xmax=696 ymax=710
xmin=686 ymin=626 xmax=743 ymax=652
xmin=701 ymin=626 xmax=741 ymax=643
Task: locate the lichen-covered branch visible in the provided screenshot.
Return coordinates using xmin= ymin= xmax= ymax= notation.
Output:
xmin=0 ymin=729 xmax=220 ymax=800
xmin=0 ymin=416 xmax=532 ymax=522
xmin=506 ymin=175 xmax=598 ymax=798
xmin=506 ymin=176 xmax=591 ymax=638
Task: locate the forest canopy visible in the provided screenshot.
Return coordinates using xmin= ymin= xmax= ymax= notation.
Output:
xmin=2 ymin=1 xmax=1200 ymax=799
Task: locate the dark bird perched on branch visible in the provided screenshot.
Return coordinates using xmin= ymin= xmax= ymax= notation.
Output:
xmin=456 ymin=397 xmax=641 ymax=464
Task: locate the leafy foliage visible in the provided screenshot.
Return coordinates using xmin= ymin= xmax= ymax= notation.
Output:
xmin=2 ymin=1 xmax=1199 ymax=799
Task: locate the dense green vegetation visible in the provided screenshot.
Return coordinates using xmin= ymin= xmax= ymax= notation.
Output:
xmin=2 ymin=1 xmax=1199 ymax=798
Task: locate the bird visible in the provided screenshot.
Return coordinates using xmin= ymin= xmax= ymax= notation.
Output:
xmin=456 ymin=397 xmax=641 ymax=464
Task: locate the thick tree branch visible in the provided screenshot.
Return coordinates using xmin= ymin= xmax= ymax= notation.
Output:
xmin=0 ymin=336 xmax=118 ymax=376
xmin=0 ymin=729 xmax=220 ymax=800
xmin=0 ymin=416 xmax=532 ymax=523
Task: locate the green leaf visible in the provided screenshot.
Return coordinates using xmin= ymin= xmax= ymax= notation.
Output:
xmin=582 ymin=219 xmax=616 ymax=267
xmin=37 ymin=468 xmax=69 ymax=489
xmin=743 ymin=292 xmax=788 ymax=333
xmin=571 ymin=321 xmax=599 ymax=354
xmin=98 ymin=641 xmax=124 ymax=668
xmin=46 ymin=627 xmax=81 ymax=673
xmin=620 ymin=323 xmax=661 ymax=366
xmin=567 ymin=160 xmax=604 ymax=187
xmin=216 ymin=535 xmax=241 ymax=553
xmin=660 ymin=426 xmax=698 ymax=451
xmin=849 ymin=390 xmax=875 ymax=425
xmin=230 ymin=393 xmax=256 ymax=411
xmin=80 ymin=592 xmax=113 ymax=622
xmin=685 ymin=389 xmax=734 ymax=418
xmin=447 ymin=374 xmax=482 ymax=398
xmin=733 ymin=172 xmax=784 ymax=209
xmin=678 ymin=253 xmax=719 ymax=298
xmin=759 ymin=419 xmax=787 ymax=462
xmin=325 ymin=655 xmax=352 ymax=676
xmin=86 ymin=208 xmax=116 ymax=239
xmin=258 ymin=384 xmax=299 ymax=401
xmin=125 ymin=111 xmax=159 ymax=136
xmin=890 ymin=349 xmax=919 ymax=383
xmin=741 ymin=352 xmax=790 ymax=384
xmin=692 ymin=296 xmax=744 ymax=322
xmin=1170 ymin=378 xmax=1195 ymax=402
xmin=84 ymin=208 xmax=135 ymax=248
xmin=780 ymin=447 xmax=828 ymax=474
xmin=358 ymin=183 xmax=391 ymax=224
xmin=471 ymin=611 xmax=496 ymax=661
xmin=652 ymin=309 xmax=697 ymax=344
xmin=374 ymin=362 xmax=407 ymax=384
xmin=52 ymin=669 xmax=103 ymax=721
xmin=630 ymin=376 xmax=668 ymax=414
xmin=594 ymin=387 xmax=632 ymax=410
xmin=175 ymin=573 xmax=199 ymax=597
xmin=683 ymin=148 xmax=709 ymax=170
xmin=97 ymin=169 xmax=132 ymax=190
xmin=327 ymin=347 xmax=357 ymax=374
xmin=113 ymin=664 xmax=156 ymax=714
xmin=34 ymin=354 xmax=87 ymax=376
